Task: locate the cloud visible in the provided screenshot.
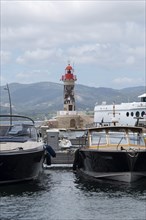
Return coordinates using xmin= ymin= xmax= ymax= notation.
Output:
xmin=0 ymin=75 xmax=7 ymax=86
xmin=2 ymin=1 xmax=144 ymax=48
xmin=126 ymin=56 xmax=135 ymax=65
xmin=1 ymin=1 xmax=145 ymax=88
xmin=16 ymin=48 xmax=64 ymax=65
xmin=0 ymin=50 xmax=11 ymax=64
xmin=113 ymin=76 xmax=143 ymax=86
xmin=16 ymin=69 xmax=50 ymax=83
xmin=16 ymin=49 xmax=52 ymax=64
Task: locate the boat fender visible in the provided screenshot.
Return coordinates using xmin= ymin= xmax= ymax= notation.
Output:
xmin=73 ymin=149 xmax=82 ymax=171
xmin=44 ymin=145 xmax=56 ymax=158
xmin=42 ymin=150 xmax=50 ymax=166
xmin=45 ymin=153 xmax=51 ymax=166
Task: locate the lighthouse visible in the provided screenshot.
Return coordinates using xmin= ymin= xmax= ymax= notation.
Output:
xmin=61 ymin=63 xmax=77 ymax=111
xmin=42 ymin=63 xmax=93 ymax=130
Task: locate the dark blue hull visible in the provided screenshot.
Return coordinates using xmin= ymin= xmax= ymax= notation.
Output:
xmin=0 ymin=147 xmax=44 ymax=184
xmin=74 ymin=149 xmax=146 ymax=182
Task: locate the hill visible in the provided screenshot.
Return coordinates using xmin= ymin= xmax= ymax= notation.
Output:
xmin=0 ymin=82 xmax=145 ymax=119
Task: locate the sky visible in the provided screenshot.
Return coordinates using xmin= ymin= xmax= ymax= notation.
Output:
xmin=0 ymin=0 xmax=146 ymax=89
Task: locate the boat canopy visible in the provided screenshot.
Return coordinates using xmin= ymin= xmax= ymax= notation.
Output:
xmin=87 ymin=126 xmax=143 ymax=133
xmin=138 ymin=93 xmax=146 ymax=98
xmin=138 ymin=93 xmax=146 ymax=102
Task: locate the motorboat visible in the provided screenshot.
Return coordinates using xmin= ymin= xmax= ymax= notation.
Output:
xmin=73 ymin=125 xmax=146 ymax=182
xmin=94 ymin=93 xmax=146 ymax=126
xmin=0 ymin=115 xmax=46 ymax=184
xmin=58 ymin=129 xmax=86 ymax=149
xmin=59 ymin=138 xmax=72 ymax=149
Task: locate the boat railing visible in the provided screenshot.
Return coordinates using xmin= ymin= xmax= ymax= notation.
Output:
xmin=88 ymin=143 xmax=146 ymax=151
xmin=116 ymin=137 xmax=124 ymax=150
xmin=86 ymin=122 xmax=114 ymax=128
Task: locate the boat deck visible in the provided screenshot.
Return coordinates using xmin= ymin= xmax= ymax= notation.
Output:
xmin=83 ymin=145 xmax=146 ymax=151
xmin=0 ymin=141 xmax=43 ymax=151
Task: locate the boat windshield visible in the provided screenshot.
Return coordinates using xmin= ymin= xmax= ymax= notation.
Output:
xmin=109 ymin=131 xmax=127 ymax=145
xmin=128 ymin=132 xmax=145 ymax=146
xmin=7 ymin=124 xmax=37 ymax=140
xmin=90 ymin=128 xmax=145 ymax=147
xmin=91 ymin=131 xmax=107 ymax=146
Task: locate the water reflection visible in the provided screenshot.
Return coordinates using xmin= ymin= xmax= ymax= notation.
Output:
xmin=74 ymin=173 xmax=146 ymax=197
xmin=0 ymin=172 xmax=51 ymax=197
xmin=0 ymin=169 xmax=145 ymax=220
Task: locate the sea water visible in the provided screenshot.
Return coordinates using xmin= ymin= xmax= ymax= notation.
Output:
xmin=0 ymin=169 xmax=146 ymax=220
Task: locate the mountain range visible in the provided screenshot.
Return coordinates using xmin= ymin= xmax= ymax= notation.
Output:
xmin=0 ymin=82 xmax=145 ymax=119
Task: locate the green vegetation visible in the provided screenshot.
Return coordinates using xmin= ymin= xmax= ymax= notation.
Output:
xmin=1 ymin=82 xmax=145 ymax=120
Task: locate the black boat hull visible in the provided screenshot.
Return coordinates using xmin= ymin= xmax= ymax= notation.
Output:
xmin=0 ymin=147 xmax=44 ymax=184
xmin=74 ymin=149 xmax=146 ymax=182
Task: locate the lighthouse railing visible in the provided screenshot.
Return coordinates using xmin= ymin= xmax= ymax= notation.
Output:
xmin=57 ymin=111 xmax=87 ymax=116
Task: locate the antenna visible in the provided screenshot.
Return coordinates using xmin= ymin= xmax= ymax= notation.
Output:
xmin=4 ymin=84 xmax=12 ymax=126
xmin=73 ymin=62 xmax=75 ymax=72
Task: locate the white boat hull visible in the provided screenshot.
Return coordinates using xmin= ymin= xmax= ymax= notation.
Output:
xmin=94 ymin=101 xmax=146 ymax=126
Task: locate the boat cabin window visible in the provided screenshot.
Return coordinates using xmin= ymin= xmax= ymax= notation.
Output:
xmin=129 ymin=132 xmax=145 ymax=146
xmin=136 ymin=111 xmax=140 ymax=117
xmin=141 ymin=111 xmax=145 ymax=117
xmin=29 ymin=127 xmax=38 ymax=140
xmin=91 ymin=131 xmax=107 ymax=145
xmin=141 ymin=97 xmax=146 ymax=102
xmin=126 ymin=111 xmax=146 ymax=118
xmin=109 ymin=131 xmax=127 ymax=145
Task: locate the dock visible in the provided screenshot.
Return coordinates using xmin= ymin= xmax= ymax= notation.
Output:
xmin=51 ymin=150 xmax=74 ymax=164
xmin=43 ymin=150 xmax=75 ymax=169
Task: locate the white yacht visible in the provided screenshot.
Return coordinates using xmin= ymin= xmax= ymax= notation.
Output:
xmin=94 ymin=93 xmax=146 ymax=126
